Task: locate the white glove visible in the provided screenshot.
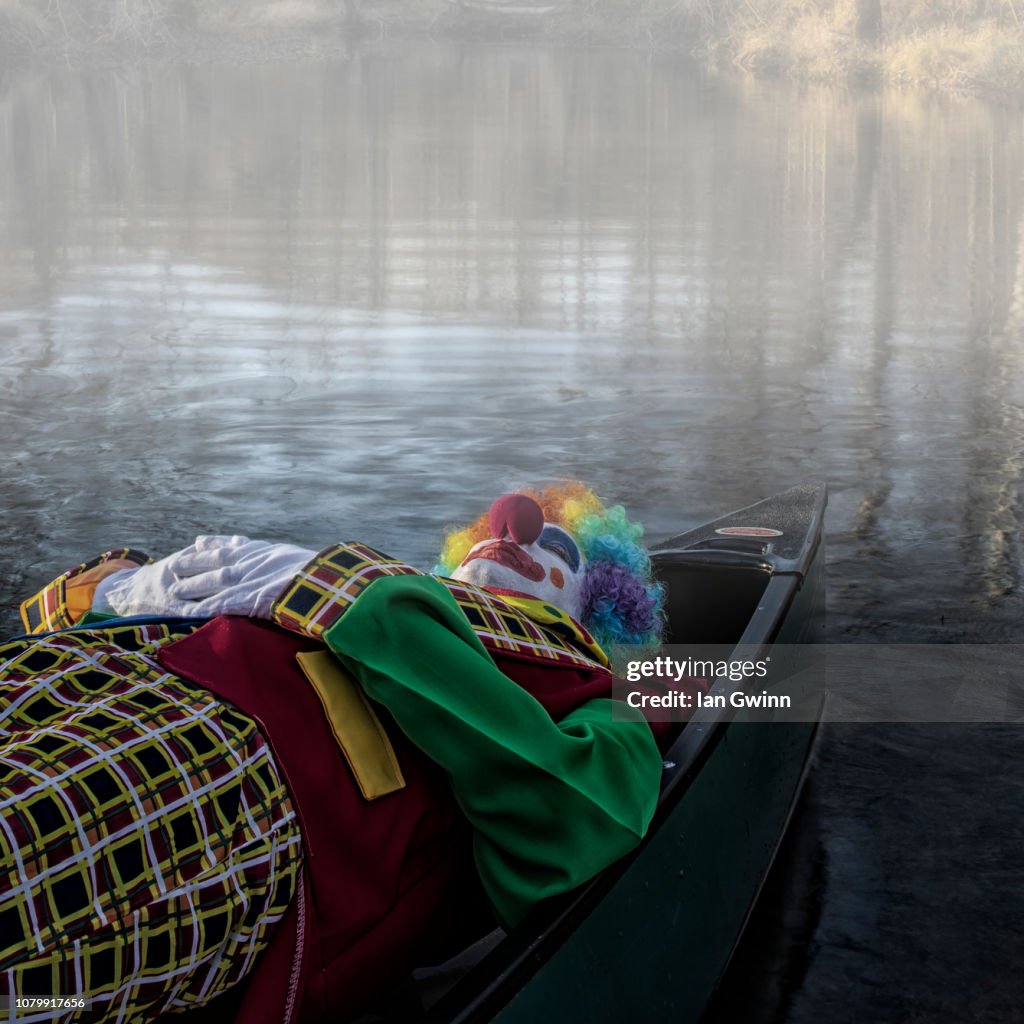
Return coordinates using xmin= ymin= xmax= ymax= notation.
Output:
xmin=95 ymin=553 xmax=183 ymax=617
xmin=100 ymin=535 xmax=315 ymax=619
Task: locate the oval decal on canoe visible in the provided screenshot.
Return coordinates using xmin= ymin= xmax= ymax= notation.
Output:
xmin=715 ymin=526 xmax=784 ymax=538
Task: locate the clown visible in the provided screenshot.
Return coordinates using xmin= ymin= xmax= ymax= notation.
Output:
xmin=2 ymin=483 xmax=666 ymax=1024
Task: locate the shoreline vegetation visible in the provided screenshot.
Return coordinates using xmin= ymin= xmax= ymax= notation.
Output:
xmin=2 ymin=0 xmax=1024 ymax=94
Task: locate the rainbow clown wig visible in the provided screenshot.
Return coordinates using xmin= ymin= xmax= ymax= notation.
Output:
xmin=434 ymin=481 xmax=665 ymax=652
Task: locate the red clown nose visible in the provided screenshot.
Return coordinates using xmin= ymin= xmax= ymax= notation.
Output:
xmin=487 ymin=493 xmax=544 ymax=546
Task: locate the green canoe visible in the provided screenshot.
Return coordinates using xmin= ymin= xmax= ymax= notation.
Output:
xmin=378 ymin=484 xmax=827 ymax=1024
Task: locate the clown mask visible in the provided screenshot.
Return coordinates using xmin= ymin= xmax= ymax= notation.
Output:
xmin=450 ymin=493 xmax=586 ymax=621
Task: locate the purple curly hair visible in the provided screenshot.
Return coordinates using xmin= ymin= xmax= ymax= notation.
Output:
xmin=583 ymin=560 xmax=664 ymax=649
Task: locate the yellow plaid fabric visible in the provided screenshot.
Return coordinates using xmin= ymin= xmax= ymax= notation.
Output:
xmin=0 ymin=620 xmax=302 ymax=1022
xmin=491 ymin=593 xmax=609 ymax=668
xmin=19 ymin=550 xmax=151 ymax=635
xmin=271 ymin=542 xmax=607 ymax=672
xmin=271 ymin=543 xmax=421 ymax=640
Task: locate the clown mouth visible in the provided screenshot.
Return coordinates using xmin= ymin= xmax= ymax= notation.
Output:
xmin=464 ymin=540 xmax=546 ymax=582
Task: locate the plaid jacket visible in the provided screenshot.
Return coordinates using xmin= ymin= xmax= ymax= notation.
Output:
xmin=3 ymin=542 xmax=611 ymax=1022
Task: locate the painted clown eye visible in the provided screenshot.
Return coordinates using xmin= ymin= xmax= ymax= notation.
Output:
xmin=538 ymin=525 xmax=581 ymax=573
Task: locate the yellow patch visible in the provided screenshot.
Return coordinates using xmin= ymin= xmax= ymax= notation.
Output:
xmin=295 ymin=650 xmax=406 ymax=801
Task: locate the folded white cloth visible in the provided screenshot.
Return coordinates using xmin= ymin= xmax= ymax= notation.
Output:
xmin=98 ymin=535 xmax=315 ymax=620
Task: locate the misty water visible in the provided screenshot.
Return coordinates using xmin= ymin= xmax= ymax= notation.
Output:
xmin=1 ymin=47 xmax=1023 ymax=1020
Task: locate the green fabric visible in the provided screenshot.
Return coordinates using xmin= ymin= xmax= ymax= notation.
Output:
xmin=323 ymin=574 xmax=661 ymax=927
xmin=77 ymin=610 xmax=119 ymax=626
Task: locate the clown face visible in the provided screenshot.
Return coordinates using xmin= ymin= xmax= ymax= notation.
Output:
xmin=450 ymin=495 xmax=586 ymax=621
